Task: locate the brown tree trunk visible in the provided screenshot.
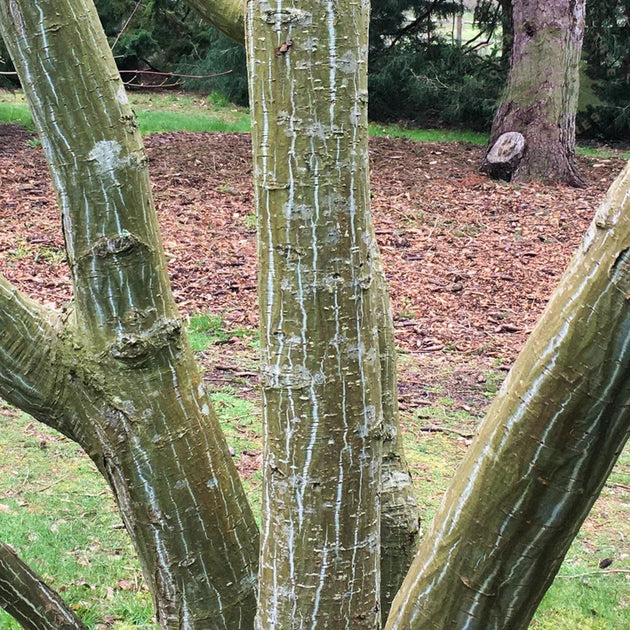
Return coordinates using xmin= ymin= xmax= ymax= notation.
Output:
xmin=486 ymin=0 xmax=586 ymax=187
xmin=499 ymin=0 xmax=513 ymax=61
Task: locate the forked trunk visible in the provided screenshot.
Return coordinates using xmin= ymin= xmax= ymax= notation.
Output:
xmin=183 ymin=0 xmax=245 ymax=43
xmin=0 ymin=1 xmax=259 ymax=627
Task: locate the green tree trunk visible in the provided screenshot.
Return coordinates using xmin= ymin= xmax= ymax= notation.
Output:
xmin=374 ymin=253 xmax=420 ymax=619
xmin=386 ymin=161 xmax=630 ymax=629
xmin=0 ymin=1 xmax=259 ymax=627
xmin=246 ymin=0 xmax=383 ymax=626
xmin=0 ymin=542 xmax=87 ymax=630
xmin=183 ymin=0 xmax=245 ymax=44
xmin=486 ymin=0 xmax=585 ymax=186
xmin=3 ymin=1 xmax=630 ymax=629
xmin=187 ymin=1 xmax=420 ymax=618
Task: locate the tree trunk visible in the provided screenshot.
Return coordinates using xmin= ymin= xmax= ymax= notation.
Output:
xmin=0 ymin=0 xmax=422 ymax=626
xmin=3 ymin=1 xmax=630 ymax=629
xmin=188 ymin=0 xmax=420 ymax=618
xmin=374 ymin=251 xmax=420 ymax=620
xmin=183 ymin=0 xmax=245 ymax=44
xmin=386 ymin=161 xmax=630 ymax=629
xmin=0 ymin=1 xmax=259 ymax=628
xmin=499 ymin=0 xmax=513 ymax=62
xmin=486 ymin=0 xmax=586 ymax=186
xmin=0 ymin=542 xmax=87 ymax=630
xmin=246 ymin=0 xmax=383 ymax=627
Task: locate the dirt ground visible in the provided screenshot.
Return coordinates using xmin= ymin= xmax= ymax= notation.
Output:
xmin=0 ymin=124 xmax=627 ymax=412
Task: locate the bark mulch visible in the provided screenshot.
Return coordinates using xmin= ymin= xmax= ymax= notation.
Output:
xmin=0 ymin=124 xmax=626 ymax=411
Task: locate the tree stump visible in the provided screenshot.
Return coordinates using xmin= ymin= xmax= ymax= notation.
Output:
xmin=481 ymin=131 xmax=526 ymax=182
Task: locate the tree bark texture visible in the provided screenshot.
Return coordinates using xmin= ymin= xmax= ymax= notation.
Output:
xmin=386 ymin=160 xmax=630 ymax=629
xmin=0 ymin=1 xmax=259 ymax=628
xmin=487 ymin=0 xmax=586 ymax=186
xmin=374 ymin=255 xmax=420 ymax=621
xmin=0 ymin=542 xmax=87 ymax=630
xmin=183 ymin=0 xmax=245 ymax=44
xmin=246 ymin=0 xmax=384 ymax=627
xmin=184 ymin=0 xmax=420 ymax=619
xmin=499 ymin=0 xmax=513 ymax=61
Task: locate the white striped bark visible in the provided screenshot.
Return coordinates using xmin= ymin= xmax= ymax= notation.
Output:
xmin=0 ymin=542 xmax=87 ymax=630
xmin=386 ymin=160 xmax=630 ymax=629
xmin=246 ymin=0 xmax=384 ymax=627
xmin=0 ymin=278 xmax=70 ymax=433
xmin=182 ymin=1 xmax=421 ymax=616
xmin=0 ymin=1 xmax=259 ymax=628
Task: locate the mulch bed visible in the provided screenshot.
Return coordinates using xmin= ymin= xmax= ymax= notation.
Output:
xmin=0 ymin=124 xmax=626 ymax=410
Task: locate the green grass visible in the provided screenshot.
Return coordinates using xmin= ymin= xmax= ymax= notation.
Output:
xmin=0 ymin=91 xmax=251 ymax=136
xmin=2 ymin=89 xmax=627 ymax=157
xmin=208 ymin=389 xmax=262 ymax=523
xmin=533 ymin=571 xmax=630 ymax=629
xmin=369 ymin=122 xmax=488 ymax=145
xmin=187 ymin=312 xmax=229 ymax=350
xmin=128 ymin=91 xmax=250 ymax=134
xmin=577 ymin=145 xmax=630 ymax=159
xmin=1 ymin=382 xmax=629 ymax=628
xmin=0 ymin=407 xmax=156 ymax=629
xmin=186 ymin=312 xmax=254 ymax=352
xmin=134 ymin=109 xmax=250 ymax=135
xmin=0 ymin=94 xmax=35 ymax=130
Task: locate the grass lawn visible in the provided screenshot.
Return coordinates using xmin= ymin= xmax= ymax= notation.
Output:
xmin=1 ymin=89 xmax=628 ymax=158
xmin=0 ymin=316 xmax=628 ymax=628
xmin=0 ymin=91 xmax=629 ymax=627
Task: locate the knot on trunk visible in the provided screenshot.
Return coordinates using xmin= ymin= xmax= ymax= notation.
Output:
xmin=110 ymin=318 xmax=182 ymax=364
xmin=481 ymin=132 xmax=525 ymax=182
xmin=610 ymin=248 xmax=630 ymax=299
xmin=76 ymin=231 xmax=147 ymax=267
xmin=260 ymin=363 xmax=325 ymax=390
xmin=262 ymin=8 xmax=312 ymax=26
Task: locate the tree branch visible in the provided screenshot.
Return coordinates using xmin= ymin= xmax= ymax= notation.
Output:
xmin=0 ymin=275 xmax=71 ymax=434
xmin=0 ymin=4 xmax=260 ymax=625
xmin=118 ymin=69 xmax=233 ymax=79
xmin=110 ymin=0 xmax=143 ymax=51
xmin=0 ymin=542 xmax=86 ymax=630
xmin=182 ymin=0 xmax=245 ymax=45
xmin=387 ymin=162 xmax=630 ymax=630
xmin=384 ymin=0 xmax=445 ymax=52
xmin=1 ymin=0 xmax=178 ymax=351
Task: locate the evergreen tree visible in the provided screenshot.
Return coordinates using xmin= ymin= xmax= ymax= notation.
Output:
xmin=580 ymin=0 xmax=630 ymax=140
